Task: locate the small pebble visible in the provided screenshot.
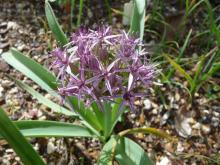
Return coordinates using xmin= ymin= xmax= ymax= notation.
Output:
xmin=47 ymin=142 xmax=56 ymax=154
xmin=213 ymin=111 xmax=220 ymax=117
xmin=156 ymin=156 xmax=171 ymax=165
xmin=1 ymin=80 xmax=14 ymax=88
xmin=177 ymin=142 xmax=184 ymax=152
xmin=192 ymin=122 xmax=201 ymax=129
xmin=17 ymin=44 xmax=26 ymax=51
xmin=201 ymin=124 xmax=211 ymax=134
xmin=0 ymin=59 xmax=9 ymax=72
xmin=143 ymin=99 xmax=151 ymax=110
xmin=130 ymin=113 xmax=136 ymax=119
xmin=152 ymin=108 xmax=158 ymax=115
xmin=7 ymin=21 xmax=19 ymax=30
xmin=8 ymin=87 xmax=19 ymax=94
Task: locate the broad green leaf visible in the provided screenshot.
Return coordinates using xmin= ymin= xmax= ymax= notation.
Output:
xmin=98 ymin=136 xmax=117 ymax=165
xmin=91 ymin=102 xmax=104 ymax=127
xmin=67 ymin=97 xmax=103 ymax=135
xmin=2 ymin=49 xmax=57 ymax=94
xmin=115 ymin=137 xmax=154 ymax=165
xmin=12 ymin=77 xmax=76 ymax=116
xmin=103 ymin=102 xmax=113 ymax=138
xmin=90 ymin=99 xmax=126 ymax=140
xmin=109 ymin=99 xmax=125 ymax=137
xmin=164 ymin=54 xmax=193 ymax=85
xmin=99 ymin=136 xmax=154 ymax=165
xmin=130 ymin=0 xmax=146 ymax=40
xmin=0 ymin=108 xmax=45 ymax=165
xmin=0 ymin=120 xmax=94 ymax=139
xmin=45 ymin=0 xmax=68 ymax=46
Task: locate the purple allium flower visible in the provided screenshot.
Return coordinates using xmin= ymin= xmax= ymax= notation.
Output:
xmin=50 ymin=26 xmax=156 ymax=111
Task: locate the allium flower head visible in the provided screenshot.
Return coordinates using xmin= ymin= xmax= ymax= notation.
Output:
xmin=50 ymin=26 xmax=156 ymax=111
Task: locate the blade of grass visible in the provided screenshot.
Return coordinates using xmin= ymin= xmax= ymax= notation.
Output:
xmin=204 ymin=0 xmax=220 ymax=45
xmin=0 ymin=108 xmax=45 ymax=165
xmin=190 ymin=55 xmax=206 ymax=96
xmin=77 ymin=0 xmax=84 ymax=27
xmin=164 ymin=54 xmax=193 ymax=85
xmin=104 ymin=0 xmax=112 ymax=23
xmin=166 ymin=29 xmax=193 ymax=79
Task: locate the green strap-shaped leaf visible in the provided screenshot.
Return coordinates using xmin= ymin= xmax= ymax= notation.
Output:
xmin=0 ymin=108 xmax=45 ymax=165
xmin=1 ymin=49 xmax=57 ymax=94
xmin=0 ymin=120 xmax=94 ymax=139
xmin=98 ymin=136 xmax=117 ymax=165
xmin=130 ymin=0 xmax=146 ymax=40
xmin=45 ymin=0 xmax=68 ymax=46
xmin=90 ymin=99 xmax=125 ymax=140
xmin=2 ymin=48 xmax=102 ymax=135
xmin=115 ymin=137 xmax=154 ymax=165
xmin=67 ymin=97 xmax=103 ymax=134
xmin=12 ymin=77 xmax=76 ymax=116
xmin=99 ymin=136 xmax=154 ymax=165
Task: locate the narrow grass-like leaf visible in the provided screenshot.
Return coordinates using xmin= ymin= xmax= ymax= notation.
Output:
xmin=12 ymin=77 xmax=76 ymax=116
xmin=104 ymin=0 xmax=112 ymax=23
xmin=204 ymin=0 xmax=220 ymax=45
xmin=130 ymin=0 xmax=146 ymax=40
xmin=191 ymin=47 xmax=218 ymax=96
xmin=76 ymin=0 xmax=84 ymax=27
xmin=201 ymin=47 xmax=218 ymax=75
xmin=190 ymin=55 xmax=206 ymax=95
xmin=45 ymin=0 xmax=68 ymax=46
xmin=0 ymin=120 xmax=94 ymax=139
xmin=1 ymin=49 xmax=57 ymax=94
xmin=203 ymin=61 xmax=220 ymax=80
xmin=164 ymin=54 xmax=193 ymax=85
xmin=118 ymin=127 xmax=176 ymax=141
xmin=166 ymin=29 xmax=192 ymax=79
xmin=0 ymin=108 xmax=45 ymax=165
